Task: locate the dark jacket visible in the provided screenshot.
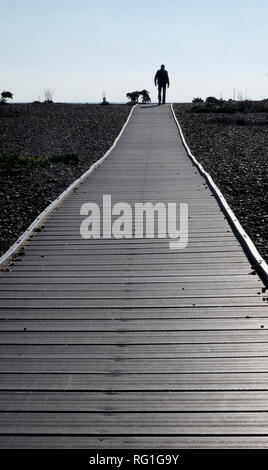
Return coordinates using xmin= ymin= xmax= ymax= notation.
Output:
xmin=154 ymin=69 xmax=170 ymax=86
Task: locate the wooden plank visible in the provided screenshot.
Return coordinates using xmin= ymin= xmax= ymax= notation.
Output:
xmin=1 ymin=372 xmax=267 ymax=391
xmin=0 ymin=284 xmax=262 ymax=293
xmin=0 ymin=318 xmax=267 ymax=331
xmin=0 ymin=329 xmax=266 ymax=344
xmin=12 ymin=257 xmax=250 ymax=265
xmin=24 ymin=244 xmax=244 ymax=252
xmin=0 ymin=306 xmax=267 ymax=319
xmin=0 ymin=411 xmax=268 ymax=434
xmin=17 ymin=264 xmax=249 ymax=274
xmin=0 ymin=298 xmax=265 ymax=308
xmin=0 ymin=290 xmax=263 ymax=299
xmin=2 ymin=274 xmax=259 ymax=282
xmin=1 ymin=343 xmax=268 ymax=358
xmin=30 ymin=234 xmax=237 ymax=241
xmin=22 ymin=249 xmax=245 ymax=258
xmin=0 ymin=391 xmax=267 ymax=411
xmin=21 ymin=244 xmax=243 ymax=252
xmin=0 ymin=435 xmax=268 ymax=449
xmin=35 ymin=228 xmax=234 ymax=234
xmin=0 ymin=357 xmax=267 ymax=373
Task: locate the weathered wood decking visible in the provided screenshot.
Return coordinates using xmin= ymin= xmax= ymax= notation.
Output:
xmin=0 ymin=104 xmax=267 ymax=448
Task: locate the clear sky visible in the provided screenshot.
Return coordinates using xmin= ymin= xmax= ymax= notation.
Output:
xmin=1 ymin=0 xmax=268 ymax=102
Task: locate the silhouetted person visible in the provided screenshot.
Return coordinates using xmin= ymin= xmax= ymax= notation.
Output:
xmin=154 ymin=64 xmax=170 ymax=105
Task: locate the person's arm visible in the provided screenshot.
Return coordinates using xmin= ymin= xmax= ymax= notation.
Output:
xmin=154 ymin=71 xmax=158 ymax=86
xmin=166 ymin=71 xmax=170 ymax=87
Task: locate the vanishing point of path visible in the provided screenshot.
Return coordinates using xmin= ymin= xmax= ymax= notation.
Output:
xmin=0 ymin=104 xmax=267 ymax=448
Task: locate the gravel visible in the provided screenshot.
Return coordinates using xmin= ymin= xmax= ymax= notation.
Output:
xmin=0 ymin=103 xmax=131 ymax=256
xmin=173 ymin=104 xmax=268 ymax=262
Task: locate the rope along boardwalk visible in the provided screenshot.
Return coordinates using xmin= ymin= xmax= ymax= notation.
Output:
xmin=0 ymin=104 xmax=267 ymax=448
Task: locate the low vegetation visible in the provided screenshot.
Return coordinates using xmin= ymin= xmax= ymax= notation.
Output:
xmin=0 ymin=152 xmax=79 ymax=175
xmin=126 ymin=90 xmax=151 ymax=104
xmin=0 ymin=91 xmax=13 ymax=104
xmin=190 ymin=97 xmax=268 ymax=114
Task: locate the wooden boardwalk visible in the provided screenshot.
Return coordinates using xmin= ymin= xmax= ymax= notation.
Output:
xmin=0 ymin=104 xmax=267 ymax=448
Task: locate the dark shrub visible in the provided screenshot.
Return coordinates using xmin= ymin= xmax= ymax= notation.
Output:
xmin=205 ymin=96 xmax=220 ymax=104
xmin=1 ymin=91 xmax=13 ymax=103
xmin=50 ymin=153 xmax=79 ymax=164
xmin=126 ymin=91 xmax=140 ymax=104
xmin=0 ymin=152 xmax=79 ymax=175
xmin=0 ymin=154 xmax=38 ymax=174
xmin=140 ymin=90 xmax=151 ymax=104
xmin=100 ymin=97 xmax=110 ymax=106
xmin=236 ymin=118 xmax=247 ymax=125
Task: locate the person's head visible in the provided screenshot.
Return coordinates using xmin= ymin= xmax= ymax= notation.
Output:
xmin=161 ymin=64 xmax=165 ymax=70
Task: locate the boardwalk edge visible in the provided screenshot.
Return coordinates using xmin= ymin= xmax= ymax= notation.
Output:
xmin=171 ymin=103 xmax=268 ymax=286
xmin=0 ymin=104 xmax=137 ymax=269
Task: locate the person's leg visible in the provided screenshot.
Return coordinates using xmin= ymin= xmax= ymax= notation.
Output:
xmin=162 ymin=85 xmax=166 ymax=104
xmin=158 ymin=85 xmax=161 ymax=105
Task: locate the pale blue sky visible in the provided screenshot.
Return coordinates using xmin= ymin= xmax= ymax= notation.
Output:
xmin=1 ymin=0 xmax=268 ymax=102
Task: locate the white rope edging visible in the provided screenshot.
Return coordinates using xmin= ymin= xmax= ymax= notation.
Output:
xmin=0 ymin=104 xmax=137 ymax=268
xmin=171 ymin=103 xmax=268 ymax=285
